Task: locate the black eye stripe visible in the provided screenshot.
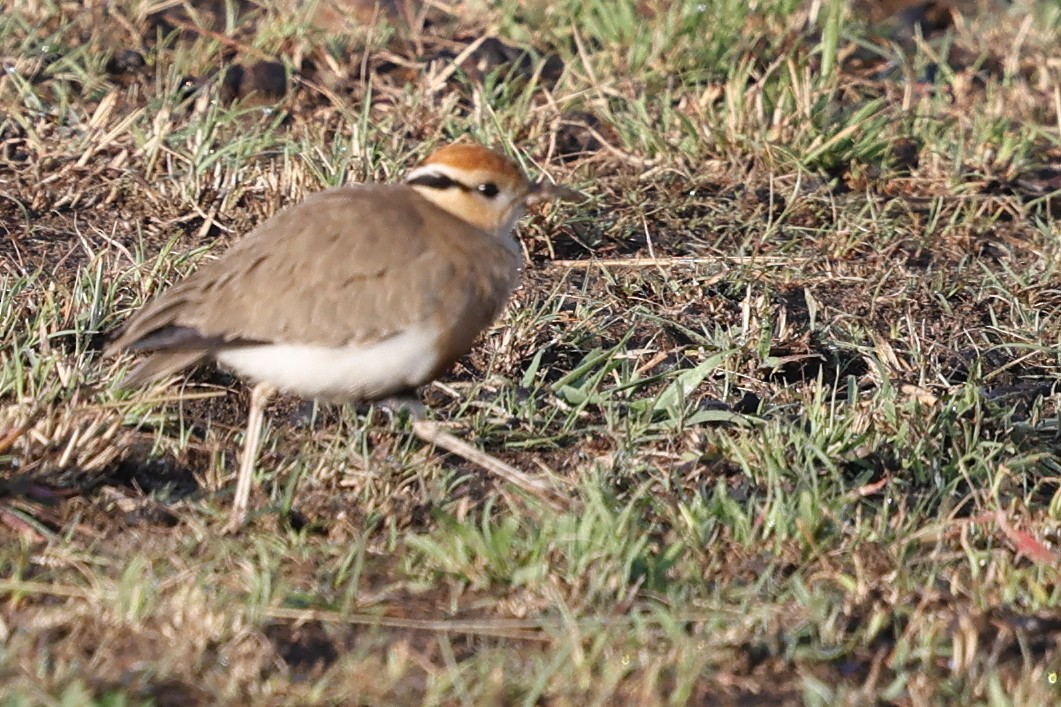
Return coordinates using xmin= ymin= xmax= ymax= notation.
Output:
xmin=408 ymin=173 xmax=503 ymax=200
xmin=406 ymin=172 xmax=465 ymax=190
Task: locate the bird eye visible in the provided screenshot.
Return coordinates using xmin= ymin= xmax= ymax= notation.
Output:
xmin=477 ymin=182 xmax=500 ymax=198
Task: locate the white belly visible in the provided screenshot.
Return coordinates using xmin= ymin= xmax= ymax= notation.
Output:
xmin=216 ymin=326 xmax=440 ymax=400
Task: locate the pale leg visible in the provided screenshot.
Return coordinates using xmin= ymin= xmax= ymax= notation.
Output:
xmin=225 ymin=381 xmax=276 ymax=531
xmin=380 ymin=396 xmax=427 ymax=421
xmin=401 ymin=402 xmax=566 ymax=510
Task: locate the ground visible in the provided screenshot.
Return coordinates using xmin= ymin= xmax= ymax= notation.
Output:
xmin=1 ymin=0 xmax=1060 ymax=704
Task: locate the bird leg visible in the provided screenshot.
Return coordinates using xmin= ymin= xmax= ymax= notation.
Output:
xmin=379 ymin=396 xmax=428 ymax=423
xmin=397 ymin=401 xmax=567 ymax=510
xmin=224 ymin=381 xmax=276 ymax=532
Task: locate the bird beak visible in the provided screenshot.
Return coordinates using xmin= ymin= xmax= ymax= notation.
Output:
xmin=525 ymin=181 xmax=586 ymax=206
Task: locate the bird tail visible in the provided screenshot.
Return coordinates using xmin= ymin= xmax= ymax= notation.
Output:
xmin=118 ymin=351 xmax=208 ymax=388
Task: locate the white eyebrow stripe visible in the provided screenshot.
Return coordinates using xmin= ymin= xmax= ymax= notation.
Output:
xmin=404 ymin=163 xmax=472 ymax=186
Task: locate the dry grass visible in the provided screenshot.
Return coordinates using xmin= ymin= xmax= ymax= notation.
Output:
xmin=2 ymin=0 xmax=1061 ymax=704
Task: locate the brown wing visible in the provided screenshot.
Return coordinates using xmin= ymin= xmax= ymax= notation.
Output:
xmin=106 ymin=184 xmax=520 ymax=386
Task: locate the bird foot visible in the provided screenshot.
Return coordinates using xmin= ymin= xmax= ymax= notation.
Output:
xmin=379 ymin=396 xmax=427 ymax=423
xmin=409 ymin=418 xmax=569 ymax=510
xmin=221 ymin=508 xmax=247 ymax=535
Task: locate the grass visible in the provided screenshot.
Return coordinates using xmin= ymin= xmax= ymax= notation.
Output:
xmin=2 ymin=0 xmax=1061 ymax=703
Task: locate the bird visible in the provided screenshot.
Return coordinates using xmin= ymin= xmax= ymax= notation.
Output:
xmin=104 ymin=142 xmax=582 ymax=529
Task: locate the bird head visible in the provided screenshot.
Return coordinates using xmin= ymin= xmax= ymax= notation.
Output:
xmin=405 ymin=143 xmax=583 ymax=236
